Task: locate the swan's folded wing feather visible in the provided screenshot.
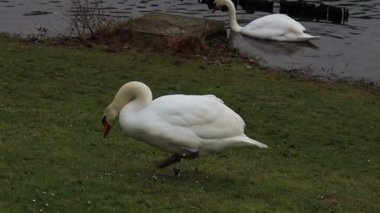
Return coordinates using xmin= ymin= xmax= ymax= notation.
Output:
xmin=245 ymin=14 xmax=305 ymax=34
xmin=150 ymin=95 xmax=245 ymax=139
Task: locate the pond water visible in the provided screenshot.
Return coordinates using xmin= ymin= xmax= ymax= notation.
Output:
xmin=0 ymin=0 xmax=379 ymax=85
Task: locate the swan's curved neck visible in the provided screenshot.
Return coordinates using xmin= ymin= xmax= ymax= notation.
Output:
xmin=111 ymin=81 xmax=153 ymax=114
xmin=225 ymin=0 xmax=242 ymax=32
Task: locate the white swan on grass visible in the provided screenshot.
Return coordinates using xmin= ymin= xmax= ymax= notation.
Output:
xmin=212 ymin=0 xmax=320 ymax=42
xmin=102 ymin=81 xmax=268 ymax=175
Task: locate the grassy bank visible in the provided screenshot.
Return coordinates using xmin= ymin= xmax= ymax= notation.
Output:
xmin=0 ymin=37 xmax=379 ymax=212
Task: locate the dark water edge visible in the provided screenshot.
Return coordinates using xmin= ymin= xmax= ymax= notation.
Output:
xmin=0 ymin=0 xmax=379 ymax=86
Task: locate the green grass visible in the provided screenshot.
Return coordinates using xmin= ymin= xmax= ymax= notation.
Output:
xmin=0 ymin=37 xmax=379 ymax=212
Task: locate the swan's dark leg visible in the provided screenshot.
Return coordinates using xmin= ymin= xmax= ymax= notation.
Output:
xmin=158 ymin=153 xmax=181 ymax=169
xmin=158 ymin=150 xmax=199 ymax=176
xmin=180 ymin=150 xmax=199 ymax=159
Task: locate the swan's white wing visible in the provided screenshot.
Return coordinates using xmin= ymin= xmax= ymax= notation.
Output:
xmin=242 ymin=14 xmax=318 ymax=41
xmin=149 ymin=95 xmax=245 ymax=140
xmin=245 ymin=14 xmax=305 ymax=33
xmin=121 ymin=94 xmax=267 ymax=153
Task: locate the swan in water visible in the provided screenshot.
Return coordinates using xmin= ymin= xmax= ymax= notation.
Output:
xmin=102 ymin=81 xmax=268 ymax=175
xmin=212 ymin=0 xmax=320 ymax=42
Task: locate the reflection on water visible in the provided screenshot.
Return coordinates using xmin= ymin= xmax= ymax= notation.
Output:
xmin=0 ymin=0 xmax=379 ymax=85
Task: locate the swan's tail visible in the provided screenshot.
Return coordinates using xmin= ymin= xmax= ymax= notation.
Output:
xmin=241 ymin=135 xmax=268 ymax=149
xmin=297 ymin=33 xmax=320 ymax=41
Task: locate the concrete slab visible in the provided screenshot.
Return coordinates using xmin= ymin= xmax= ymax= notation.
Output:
xmin=120 ymin=12 xmax=225 ymax=38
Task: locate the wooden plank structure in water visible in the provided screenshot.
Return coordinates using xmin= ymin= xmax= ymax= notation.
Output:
xmin=116 ymin=12 xmax=226 ymax=53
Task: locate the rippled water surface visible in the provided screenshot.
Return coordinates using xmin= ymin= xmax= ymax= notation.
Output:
xmin=0 ymin=0 xmax=379 ymax=85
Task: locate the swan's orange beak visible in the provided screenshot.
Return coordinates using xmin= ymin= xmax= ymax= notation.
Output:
xmin=102 ymin=116 xmax=111 ymax=138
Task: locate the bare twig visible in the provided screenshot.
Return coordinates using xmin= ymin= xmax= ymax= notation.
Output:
xmin=68 ymin=0 xmax=108 ymax=42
